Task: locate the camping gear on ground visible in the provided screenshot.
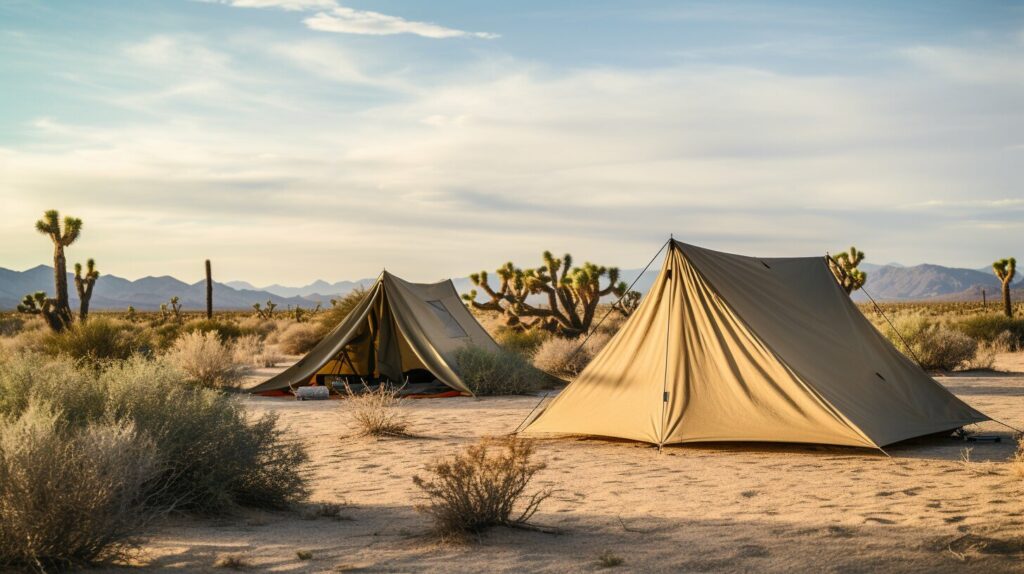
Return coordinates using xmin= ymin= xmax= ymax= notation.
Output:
xmin=250 ymin=272 xmax=499 ymax=396
xmin=521 ymin=240 xmax=989 ymax=450
xmin=295 ymin=386 xmax=330 ymax=401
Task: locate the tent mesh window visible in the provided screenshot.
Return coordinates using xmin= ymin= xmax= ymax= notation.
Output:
xmin=426 ymin=300 xmax=468 ymax=338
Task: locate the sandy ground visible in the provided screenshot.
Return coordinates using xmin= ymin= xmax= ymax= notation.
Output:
xmin=104 ymin=355 xmax=1024 ymax=573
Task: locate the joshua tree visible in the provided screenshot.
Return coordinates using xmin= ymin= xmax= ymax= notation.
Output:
xmin=162 ymin=296 xmax=182 ymax=322
xmin=993 ymin=257 xmax=1017 ymax=318
xmin=17 ymin=291 xmax=66 ymax=331
xmin=205 ymin=259 xmax=213 ymax=319
xmin=252 ymin=300 xmax=277 ymax=319
xmin=828 ymin=246 xmax=867 ymax=294
xmin=73 ymin=258 xmax=99 ymax=322
xmin=463 ymin=251 xmax=638 ymax=337
xmin=34 ymin=210 xmax=82 ymax=330
xmin=126 ymin=305 xmax=137 ymax=321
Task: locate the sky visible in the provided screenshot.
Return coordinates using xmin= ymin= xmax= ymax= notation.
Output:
xmin=1 ymin=0 xmax=1022 ymax=285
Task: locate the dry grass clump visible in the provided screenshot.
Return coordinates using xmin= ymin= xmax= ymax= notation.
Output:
xmin=0 ymin=404 xmax=160 ymax=570
xmin=494 ymin=327 xmax=550 ymax=358
xmin=883 ymin=314 xmax=978 ymax=371
xmin=0 ymin=314 xmax=26 ymax=337
xmin=214 ymin=554 xmax=253 ymax=569
xmin=41 ymin=317 xmax=154 ymax=363
xmin=1013 ymin=441 xmax=1024 ymax=479
xmin=277 ymin=322 xmax=322 ymax=355
xmin=342 ymin=382 xmax=411 ymax=437
xmin=454 ymin=346 xmax=547 ymax=395
xmin=532 ymin=332 xmax=611 ymax=377
xmin=412 ymin=436 xmax=552 ymax=539
xmin=597 ymin=550 xmax=625 ymax=568
xmin=232 ymin=333 xmax=264 ymax=365
xmin=165 ymin=331 xmax=243 ymax=388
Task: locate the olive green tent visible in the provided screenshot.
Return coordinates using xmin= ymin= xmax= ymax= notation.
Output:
xmin=250 ymin=272 xmax=498 ymax=395
xmin=522 ymin=241 xmax=988 ymax=449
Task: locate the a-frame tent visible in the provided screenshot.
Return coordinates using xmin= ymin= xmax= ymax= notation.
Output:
xmin=522 ymin=241 xmax=988 ymax=449
xmin=250 ymin=272 xmax=499 ymax=395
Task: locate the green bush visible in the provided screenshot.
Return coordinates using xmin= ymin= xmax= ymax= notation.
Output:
xmin=0 ymin=354 xmax=310 ymax=514
xmin=152 ymin=322 xmax=184 ymax=351
xmin=0 ymin=404 xmax=160 ymax=570
xmin=884 ymin=314 xmax=978 ymax=371
xmin=184 ymin=318 xmax=244 ymax=341
xmin=954 ymin=314 xmax=1024 ymax=350
xmin=494 ymin=327 xmax=550 ymax=358
xmin=454 ymin=346 xmax=547 ymax=395
xmin=40 ymin=317 xmax=153 ymax=363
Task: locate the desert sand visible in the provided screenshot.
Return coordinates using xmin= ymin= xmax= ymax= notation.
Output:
xmin=104 ymin=355 xmax=1024 ymax=573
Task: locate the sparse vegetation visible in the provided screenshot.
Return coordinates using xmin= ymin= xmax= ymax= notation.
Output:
xmin=215 ymin=554 xmax=252 ymax=569
xmin=277 ymin=322 xmax=322 ymax=354
xmin=454 ymin=345 xmax=548 ymax=395
xmin=296 ymin=550 xmax=313 ymax=560
xmin=342 ymin=382 xmax=411 ymax=437
xmin=0 ymin=405 xmax=160 ymax=570
xmin=882 ymin=314 xmax=978 ymax=371
xmin=165 ymin=330 xmax=243 ymax=388
xmin=597 ymin=550 xmax=625 ymax=568
xmin=40 ymin=316 xmax=154 ymax=363
xmin=412 ymin=436 xmax=551 ymax=539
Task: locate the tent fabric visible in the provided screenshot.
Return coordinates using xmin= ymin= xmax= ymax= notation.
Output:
xmin=522 ymin=241 xmax=988 ymax=448
xmin=249 ymin=272 xmax=499 ymax=395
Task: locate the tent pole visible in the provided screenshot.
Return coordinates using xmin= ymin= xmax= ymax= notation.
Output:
xmin=658 ymin=237 xmax=675 ymax=451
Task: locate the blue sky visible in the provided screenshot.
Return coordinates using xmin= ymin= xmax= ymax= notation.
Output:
xmin=1 ymin=0 xmax=1022 ymax=284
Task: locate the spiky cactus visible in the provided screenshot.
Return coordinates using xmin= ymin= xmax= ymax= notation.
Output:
xmin=74 ymin=258 xmax=99 ymax=322
xmin=33 ymin=209 xmax=82 ymax=330
xmin=463 ymin=251 xmax=636 ymax=337
xmin=205 ymin=259 xmax=213 ymax=319
xmin=829 ymin=246 xmax=867 ymax=294
xmin=993 ymin=257 xmax=1017 ymax=318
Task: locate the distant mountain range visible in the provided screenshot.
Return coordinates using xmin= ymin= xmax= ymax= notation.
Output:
xmin=1 ymin=260 xmax=1020 ymax=311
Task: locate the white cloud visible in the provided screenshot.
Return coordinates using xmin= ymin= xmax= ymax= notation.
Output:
xmin=305 ymin=7 xmax=498 ymax=39
xmin=199 ymin=0 xmax=498 ymax=40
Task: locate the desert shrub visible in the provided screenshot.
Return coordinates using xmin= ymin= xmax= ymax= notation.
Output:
xmin=184 ymin=318 xmax=243 ymax=342
xmin=884 ymin=314 xmax=978 ymax=371
xmin=0 ymin=315 xmax=25 ymax=337
xmin=954 ymin=315 xmax=1024 ymax=350
xmin=598 ymin=550 xmax=625 ymax=568
xmin=277 ymin=322 xmax=322 ymax=355
xmin=318 ymin=287 xmax=368 ymax=334
xmin=454 ymin=346 xmax=546 ymax=395
xmin=238 ymin=316 xmax=277 ymax=338
xmin=0 ymin=404 xmax=160 ymax=570
xmin=165 ymin=331 xmax=242 ymax=388
xmin=412 ymin=436 xmax=551 ymax=538
xmin=532 ymin=332 xmax=610 ymax=377
xmin=342 ymin=382 xmax=410 ymax=437
xmin=232 ymin=334 xmax=264 ymax=365
xmin=40 ymin=317 xmax=153 ymax=363
xmin=1013 ymin=442 xmax=1024 ymax=479
xmin=255 ymin=348 xmax=285 ymax=368
xmin=152 ymin=321 xmax=184 ymax=350
xmin=495 ymin=327 xmax=550 ymax=358
xmin=0 ymin=355 xmax=310 ymax=514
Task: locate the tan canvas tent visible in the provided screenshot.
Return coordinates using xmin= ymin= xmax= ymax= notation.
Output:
xmin=522 ymin=241 xmax=988 ymax=449
xmin=250 ymin=272 xmax=499 ymax=395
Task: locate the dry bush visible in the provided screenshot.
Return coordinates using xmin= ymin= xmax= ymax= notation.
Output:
xmin=238 ymin=316 xmax=277 ymax=338
xmin=40 ymin=317 xmax=153 ymax=363
xmin=0 ymin=355 xmax=311 ymax=515
xmin=454 ymin=346 xmax=547 ymax=395
xmin=954 ymin=314 xmax=1024 ymax=350
xmin=318 ymin=287 xmax=368 ymax=335
xmin=494 ymin=327 xmax=550 ymax=358
xmin=342 ymin=382 xmax=411 ymax=437
xmin=0 ymin=404 xmax=160 ymax=570
xmin=412 ymin=436 xmax=551 ymax=539
xmin=255 ymin=347 xmax=286 ymax=368
xmin=165 ymin=331 xmax=243 ymax=388
xmin=0 ymin=314 xmax=25 ymax=337
xmin=1013 ymin=442 xmax=1024 ymax=479
xmin=883 ymin=314 xmax=978 ymax=371
xmin=277 ymin=322 xmax=322 ymax=355
xmin=214 ymin=554 xmax=252 ymax=569
xmin=532 ymin=332 xmax=610 ymax=377
xmin=183 ymin=318 xmax=243 ymax=341
xmin=232 ymin=334 xmax=264 ymax=365
xmin=597 ymin=550 xmax=625 ymax=568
